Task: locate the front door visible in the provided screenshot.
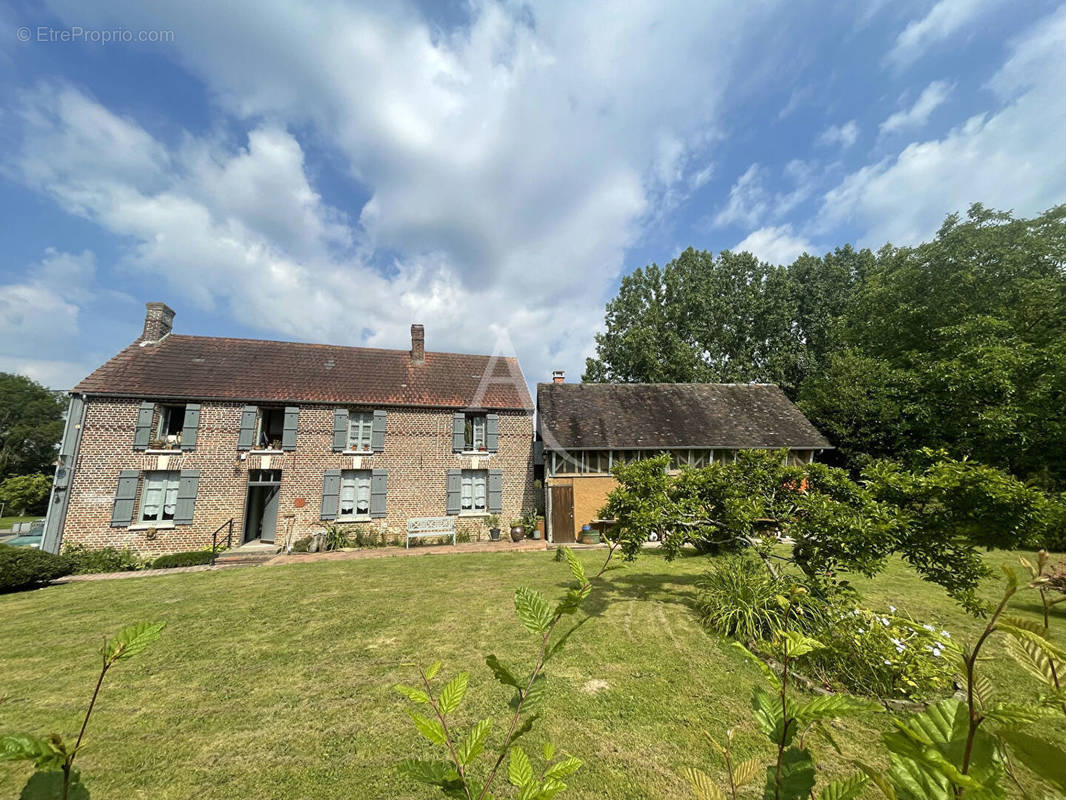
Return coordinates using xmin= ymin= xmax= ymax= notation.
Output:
xmin=243 ymin=469 xmax=282 ymax=544
xmin=260 ymin=485 xmax=279 ymax=544
xmin=550 ymin=485 xmax=575 ymax=543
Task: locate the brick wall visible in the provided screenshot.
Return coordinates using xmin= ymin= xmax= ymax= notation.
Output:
xmin=62 ymin=398 xmax=535 ymax=555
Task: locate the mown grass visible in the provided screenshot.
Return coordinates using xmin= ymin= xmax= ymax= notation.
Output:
xmin=0 ymin=515 xmax=37 ymax=531
xmin=1 ymin=547 xmax=1063 ymax=798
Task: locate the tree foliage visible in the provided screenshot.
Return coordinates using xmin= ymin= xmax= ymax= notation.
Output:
xmin=0 ymin=473 xmax=52 ymax=515
xmin=0 ymin=373 xmax=65 ymax=480
xmin=585 ymin=205 xmax=1066 ymax=486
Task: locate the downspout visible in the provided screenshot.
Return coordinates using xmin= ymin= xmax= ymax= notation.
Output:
xmin=40 ymin=393 xmax=86 ymax=554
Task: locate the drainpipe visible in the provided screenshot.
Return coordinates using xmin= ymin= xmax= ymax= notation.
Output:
xmin=40 ymin=394 xmax=86 ymax=554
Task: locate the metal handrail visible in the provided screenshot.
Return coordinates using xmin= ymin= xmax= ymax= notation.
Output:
xmin=210 ymin=518 xmax=234 ymax=566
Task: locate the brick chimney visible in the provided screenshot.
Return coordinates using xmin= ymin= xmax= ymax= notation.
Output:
xmin=552 ymin=370 xmax=565 ymax=384
xmin=410 ymin=323 xmax=425 ymax=363
xmin=140 ymin=302 xmax=175 ymax=345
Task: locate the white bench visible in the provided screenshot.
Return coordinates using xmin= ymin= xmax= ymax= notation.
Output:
xmin=406 ymin=516 xmax=456 ymax=548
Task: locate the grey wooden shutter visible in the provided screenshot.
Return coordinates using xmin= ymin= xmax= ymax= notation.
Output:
xmin=237 ymin=405 xmax=258 ymax=450
xmin=181 ymin=404 xmax=201 ymax=451
xmin=321 ymin=469 xmax=341 ymax=520
xmin=282 ymin=406 xmax=299 ymax=451
xmin=110 ymin=470 xmax=140 ymax=527
xmin=174 ymin=470 xmax=200 ymax=525
xmin=486 ymin=414 xmax=499 ymax=452
xmin=370 ymin=469 xmax=387 ymax=518
xmin=488 ymin=469 xmax=503 ymax=513
xmin=452 ymin=412 xmax=466 ymax=452
xmin=332 ymin=409 xmax=349 ymax=451
xmin=371 ymin=409 xmax=387 ymax=452
xmin=446 ymin=469 xmax=461 ymax=515
xmin=133 ymin=402 xmax=154 ymax=450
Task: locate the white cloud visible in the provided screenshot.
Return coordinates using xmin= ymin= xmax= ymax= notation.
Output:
xmin=18 ymin=0 xmax=790 ymax=387
xmin=819 ymin=6 xmax=1066 ymax=247
xmin=732 ymin=225 xmax=816 ymax=265
xmin=0 ymin=249 xmax=102 ymax=388
xmin=817 ymin=120 xmax=860 ymax=148
xmin=887 ymin=0 xmax=996 ymax=67
xmin=714 ymin=160 xmax=816 ymax=228
xmin=880 ymin=80 xmax=953 ymax=134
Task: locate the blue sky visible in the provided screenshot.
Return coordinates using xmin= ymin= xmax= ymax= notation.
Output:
xmin=1 ymin=0 xmax=1065 ymax=391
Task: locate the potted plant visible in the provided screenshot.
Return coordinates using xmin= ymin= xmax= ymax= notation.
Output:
xmin=486 ymin=514 xmax=502 ymax=541
xmin=580 ymin=524 xmax=601 ymax=544
xmin=521 ymin=509 xmax=542 ymax=540
xmin=509 ymin=520 xmax=525 ymax=542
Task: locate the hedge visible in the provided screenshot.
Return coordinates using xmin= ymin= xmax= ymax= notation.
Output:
xmin=0 ymin=545 xmax=73 ymax=592
xmin=150 ymin=550 xmax=215 ymax=569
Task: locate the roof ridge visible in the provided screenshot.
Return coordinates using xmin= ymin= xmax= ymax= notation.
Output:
xmin=160 ymin=333 xmax=518 ymax=362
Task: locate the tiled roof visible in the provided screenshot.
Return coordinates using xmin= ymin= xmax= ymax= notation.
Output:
xmin=537 ymin=382 xmax=832 ymax=450
xmin=74 ymin=335 xmax=533 ymax=411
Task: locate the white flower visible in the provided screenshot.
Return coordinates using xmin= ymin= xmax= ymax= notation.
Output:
xmin=923 ymin=624 xmax=935 ymax=631
xmin=852 ymin=609 xmax=861 ymax=616
xmin=884 ymin=659 xmax=892 ymax=665
xmin=880 ymin=617 xmax=890 ymax=626
xmin=932 ymin=648 xmax=942 ymax=657
xmin=896 ymin=644 xmax=905 ymax=653
xmin=889 ymin=605 xmax=896 ymax=613
xmin=857 ymin=628 xmax=865 ymax=634
xmin=941 ymin=630 xmax=950 ymax=639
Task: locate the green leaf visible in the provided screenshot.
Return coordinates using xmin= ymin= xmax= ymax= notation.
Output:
xmin=515 ymin=587 xmax=554 ymax=634
xmin=424 ymin=661 xmax=442 ymax=680
xmin=103 ymin=621 xmax=165 ymax=664
xmin=779 ymin=630 xmax=825 ymax=660
xmin=0 ymin=734 xmax=63 ymax=770
xmin=397 ymin=758 xmax=461 ymax=787
xmin=982 ymin=702 xmax=1053 ymax=728
xmin=731 ymin=641 xmax=781 ymax=691
xmin=19 ymin=769 xmax=89 ymax=800
xmin=542 ymin=741 xmax=555 ymax=762
xmin=1005 ymin=636 xmax=1058 ymax=687
xmin=393 ymin=684 xmax=430 ymax=704
xmin=539 ymin=777 xmax=567 ymax=799
xmin=856 ymin=763 xmax=898 ymax=800
xmin=818 ymin=774 xmax=867 ymax=800
xmin=543 ymin=755 xmax=582 ymax=779
xmin=562 ymin=547 xmax=587 ymax=585
xmin=750 ymin=686 xmax=789 ymax=744
xmin=764 ymin=747 xmax=815 ymax=800
xmin=732 ymin=758 xmax=762 ymax=787
xmin=486 ymin=655 xmax=522 ymax=688
xmin=408 ymin=711 xmax=447 ymax=746
xmin=972 ymin=673 xmax=995 ymax=708
xmin=1000 ymin=730 xmax=1066 ymax=792
xmin=999 ymin=623 xmax=1066 ymax=662
xmin=522 ymin=674 xmax=548 ymax=712
xmin=438 ymin=672 xmax=469 ymax=715
xmin=457 ymin=719 xmax=492 ymax=766
xmin=509 ymin=745 xmax=533 ymax=787
xmin=793 ymin=694 xmax=882 ymax=726
xmin=685 ymin=766 xmax=727 ymax=800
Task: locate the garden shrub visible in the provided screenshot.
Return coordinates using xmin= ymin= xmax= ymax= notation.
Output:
xmin=349 ymin=526 xmax=388 ymax=548
xmin=291 ymin=536 xmax=312 ymax=552
xmin=324 ymin=523 xmax=351 ymax=551
xmin=63 ymin=543 xmax=143 ymax=574
xmin=150 ymin=550 xmax=214 ymax=569
xmin=694 ymin=555 xmax=827 ymax=642
xmin=0 ymin=544 xmax=72 ymax=592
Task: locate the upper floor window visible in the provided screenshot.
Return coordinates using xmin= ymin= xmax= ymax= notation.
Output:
xmin=135 ymin=401 xmax=200 ymax=452
xmin=140 ymin=471 xmax=180 ymax=522
xmin=339 ymin=469 xmax=371 ymax=517
xmin=465 ymin=414 xmax=487 ymax=451
xmin=348 ymin=411 xmax=374 ymax=452
xmin=255 ymin=408 xmax=286 ymax=450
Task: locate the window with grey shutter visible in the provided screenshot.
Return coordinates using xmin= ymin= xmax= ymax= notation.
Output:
xmin=371 ymin=409 xmax=387 ymax=452
xmin=133 ymin=402 xmax=154 ymax=450
xmin=370 ymin=469 xmax=387 ymax=518
xmin=451 ymin=412 xmax=466 ymax=452
xmin=181 ymin=404 xmax=201 ymax=451
xmin=237 ymin=405 xmax=258 ymax=450
xmin=174 ymin=470 xmax=200 ymax=525
xmin=282 ymin=406 xmax=299 ymax=451
xmin=488 ymin=469 xmax=503 ymax=513
xmin=111 ymin=470 xmax=140 ymax=527
xmin=321 ymin=469 xmax=341 ymax=520
xmin=486 ymin=414 xmax=499 ymax=452
xmin=446 ymin=469 xmax=461 ymax=515
xmin=332 ymin=409 xmax=349 ymax=451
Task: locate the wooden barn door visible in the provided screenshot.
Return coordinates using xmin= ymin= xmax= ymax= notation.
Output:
xmin=550 ymin=485 xmax=575 ymax=543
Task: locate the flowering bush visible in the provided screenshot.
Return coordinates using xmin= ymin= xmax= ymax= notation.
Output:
xmin=806 ymin=605 xmax=958 ymax=700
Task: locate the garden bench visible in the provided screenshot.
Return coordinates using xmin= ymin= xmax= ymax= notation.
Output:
xmin=406 ymin=516 xmax=456 ymax=549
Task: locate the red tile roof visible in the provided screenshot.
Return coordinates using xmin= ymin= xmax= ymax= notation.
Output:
xmin=74 ymin=335 xmax=533 ymax=411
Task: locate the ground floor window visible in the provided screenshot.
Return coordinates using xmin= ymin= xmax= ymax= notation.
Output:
xmin=339 ymin=469 xmax=371 ymax=517
xmin=461 ymin=469 xmax=487 ymax=512
xmin=140 ymin=471 xmax=180 ymax=522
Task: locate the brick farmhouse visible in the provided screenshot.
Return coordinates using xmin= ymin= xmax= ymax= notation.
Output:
xmin=42 ymin=303 xmax=535 ymax=555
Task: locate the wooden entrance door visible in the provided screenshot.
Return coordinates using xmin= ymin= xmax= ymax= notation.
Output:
xmin=550 ymin=485 xmax=575 ymax=543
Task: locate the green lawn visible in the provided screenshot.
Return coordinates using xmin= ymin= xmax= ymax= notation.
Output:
xmin=0 ymin=515 xmax=38 ymax=531
xmin=1 ymin=547 xmax=1063 ymax=798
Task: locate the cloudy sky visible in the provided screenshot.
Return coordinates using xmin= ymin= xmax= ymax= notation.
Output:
xmin=1 ymin=0 xmax=1064 ymax=392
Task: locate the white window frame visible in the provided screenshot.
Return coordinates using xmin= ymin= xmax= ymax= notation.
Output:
xmin=154 ymin=404 xmax=186 ymax=447
xmin=339 ymin=469 xmax=372 ymax=518
xmin=347 ymin=411 xmax=374 ymax=452
xmin=464 ymin=414 xmax=487 ymax=451
xmin=461 ymin=469 xmax=488 ymax=513
xmin=139 ymin=471 xmax=180 ymax=523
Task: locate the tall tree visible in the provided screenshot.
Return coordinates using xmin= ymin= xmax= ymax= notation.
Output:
xmin=0 ymin=373 xmax=66 ymax=479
